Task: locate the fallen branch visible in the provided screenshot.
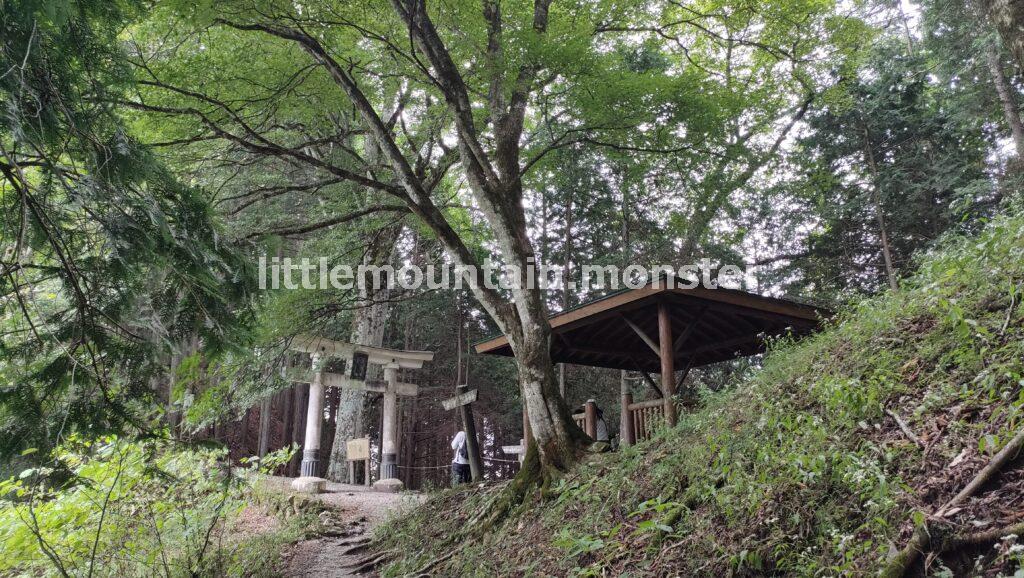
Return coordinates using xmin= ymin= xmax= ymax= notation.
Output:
xmin=881 ymin=424 xmax=1024 ymax=577
xmin=887 ymin=409 xmax=925 ymax=449
xmin=938 ymin=426 xmax=1024 ymax=516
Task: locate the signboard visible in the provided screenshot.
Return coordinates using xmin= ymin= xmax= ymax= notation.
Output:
xmin=350 ymin=352 xmax=369 ymax=381
xmin=346 ymin=437 xmax=370 ymax=461
xmin=441 ymin=388 xmax=478 ymax=411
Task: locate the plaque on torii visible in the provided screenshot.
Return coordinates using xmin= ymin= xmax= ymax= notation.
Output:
xmin=287 ymin=334 xmax=433 ymax=493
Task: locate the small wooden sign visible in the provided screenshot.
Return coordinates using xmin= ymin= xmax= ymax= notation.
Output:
xmin=346 ymin=437 xmax=370 ymax=461
xmin=350 ymin=352 xmax=369 ymax=380
xmin=502 ymin=438 xmax=527 ymax=463
xmin=441 ymin=388 xmax=478 ymax=411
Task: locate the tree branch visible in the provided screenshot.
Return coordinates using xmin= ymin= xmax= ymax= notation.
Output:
xmin=247 ymin=204 xmax=410 ymax=238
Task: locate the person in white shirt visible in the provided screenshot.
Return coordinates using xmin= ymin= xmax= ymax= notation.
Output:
xmin=451 ymin=430 xmax=470 ymax=485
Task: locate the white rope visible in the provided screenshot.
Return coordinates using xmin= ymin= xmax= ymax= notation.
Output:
xmin=395 ymin=457 xmax=520 ymax=470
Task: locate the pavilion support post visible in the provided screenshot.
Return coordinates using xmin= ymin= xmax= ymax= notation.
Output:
xmin=621 ymin=370 xmax=635 ymax=446
xmin=299 ymin=354 xmax=325 ymax=478
xmin=584 ymin=399 xmax=598 ymax=439
xmin=658 ymin=301 xmax=678 ymax=427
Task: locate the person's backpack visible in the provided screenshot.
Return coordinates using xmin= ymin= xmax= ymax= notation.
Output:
xmin=458 ymin=440 xmax=468 ymax=461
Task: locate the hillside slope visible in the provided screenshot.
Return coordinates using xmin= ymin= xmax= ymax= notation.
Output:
xmin=373 ymin=213 xmax=1024 ymax=577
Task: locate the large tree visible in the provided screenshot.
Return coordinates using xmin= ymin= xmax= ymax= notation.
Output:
xmin=126 ymin=0 xmax=862 ymax=483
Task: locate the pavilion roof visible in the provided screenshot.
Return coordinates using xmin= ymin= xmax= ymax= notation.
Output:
xmin=474 ymin=281 xmax=829 ymax=373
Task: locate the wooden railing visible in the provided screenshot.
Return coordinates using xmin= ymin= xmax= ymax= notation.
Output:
xmin=627 ymin=399 xmax=665 ymax=443
xmin=573 ymin=397 xmax=671 ymax=446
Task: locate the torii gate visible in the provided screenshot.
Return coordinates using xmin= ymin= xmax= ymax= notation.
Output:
xmin=288 ymin=335 xmax=434 ymax=493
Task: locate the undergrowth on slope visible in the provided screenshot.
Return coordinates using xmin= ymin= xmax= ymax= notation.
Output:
xmin=0 ymin=437 xmax=313 ymax=577
xmin=375 ymin=211 xmax=1024 ymax=576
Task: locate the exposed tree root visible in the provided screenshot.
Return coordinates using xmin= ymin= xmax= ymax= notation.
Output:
xmin=469 ymin=436 xmax=587 ymax=534
xmin=411 ymin=548 xmax=459 ymax=576
xmin=948 ymin=520 xmax=1024 ymax=548
xmin=345 ymin=549 xmax=394 ymax=575
xmin=881 ymin=424 xmax=1024 ymax=577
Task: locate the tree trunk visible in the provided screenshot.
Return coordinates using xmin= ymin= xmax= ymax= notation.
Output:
xmin=401 ymin=397 xmax=417 ymax=487
xmin=280 ymin=383 xmax=294 ymax=475
xmin=982 ymin=0 xmax=1024 ymax=73
xmin=257 ymin=396 xmax=272 ymax=458
xmin=512 ymin=315 xmax=584 ymax=476
xmin=239 ymin=407 xmax=251 ymax=456
xmin=985 ymin=40 xmax=1024 ymax=158
xmin=862 ymin=126 xmax=899 ymax=291
xmin=558 ymin=190 xmax=573 ymax=398
xmin=896 ymin=0 xmax=915 ymax=56
xmin=237 ymin=3 xmax=584 ymax=485
xmin=324 ymin=286 xmax=390 ymax=481
xmin=325 ymin=129 xmax=400 ymax=481
xmin=167 ymin=351 xmax=181 ymax=436
xmin=288 ymin=381 xmax=309 ymax=477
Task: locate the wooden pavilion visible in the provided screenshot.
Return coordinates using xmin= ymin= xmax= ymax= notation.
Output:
xmin=475 ymin=278 xmax=829 ymax=445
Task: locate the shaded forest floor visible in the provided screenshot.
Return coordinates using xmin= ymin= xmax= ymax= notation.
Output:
xmin=364 ymin=213 xmax=1024 ymax=576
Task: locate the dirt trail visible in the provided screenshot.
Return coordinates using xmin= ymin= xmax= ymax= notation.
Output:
xmin=266 ymin=478 xmax=423 ymax=577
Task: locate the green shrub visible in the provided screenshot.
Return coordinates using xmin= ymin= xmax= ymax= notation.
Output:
xmin=0 ymin=435 xmax=296 ymax=577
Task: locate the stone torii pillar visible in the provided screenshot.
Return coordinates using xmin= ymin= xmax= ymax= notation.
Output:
xmin=371 ymin=364 xmax=424 ymax=491
xmin=300 ymin=353 xmax=325 ymax=478
xmin=378 ymin=364 xmax=400 ymax=483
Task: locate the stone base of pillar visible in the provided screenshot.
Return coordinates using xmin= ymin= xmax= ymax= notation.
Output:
xmin=372 ymin=478 xmax=404 ymax=493
xmin=373 ymin=452 xmax=402 ymax=492
xmin=300 ymin=449 xmax=320 ymax=478
xmin=379 ymin=452 xmax=397 ymax=480
xmin=290 ymin=476 xmax=326 ymax=494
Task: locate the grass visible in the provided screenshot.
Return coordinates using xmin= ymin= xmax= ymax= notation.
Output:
xmin=373 ymin=210 xmax=1024 ymax=576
